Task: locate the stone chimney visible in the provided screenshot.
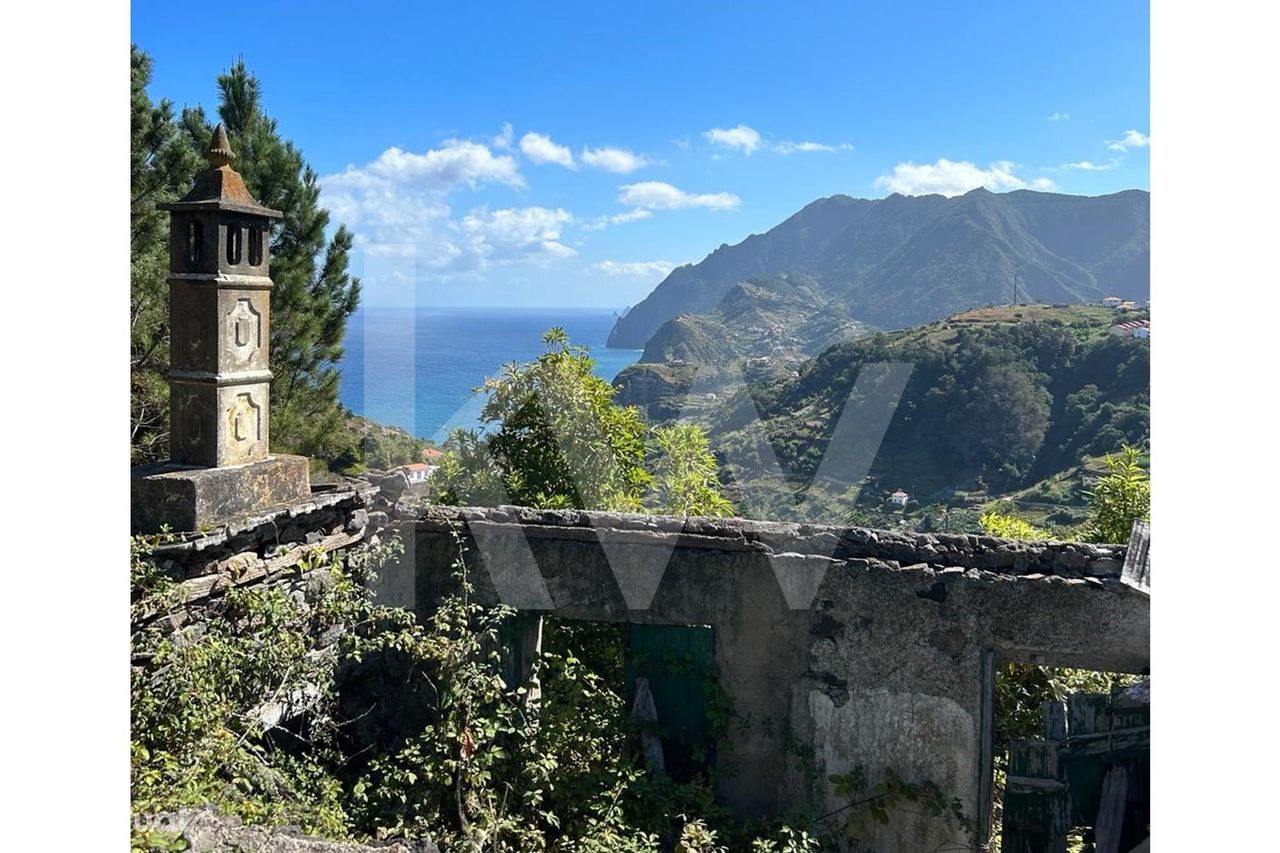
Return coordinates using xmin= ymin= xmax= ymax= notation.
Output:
xmin=132 ymin=126 xmax=311 ymax=532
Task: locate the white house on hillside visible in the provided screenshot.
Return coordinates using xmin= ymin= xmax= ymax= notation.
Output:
xmin=397 ymin=463 xmax=437 ymax=484
xmin=890 ymin=489 xmax=910 ymax=507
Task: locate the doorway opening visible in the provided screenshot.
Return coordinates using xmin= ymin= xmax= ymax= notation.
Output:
xmin=981 ymin=658 xmax=1149 ymax=852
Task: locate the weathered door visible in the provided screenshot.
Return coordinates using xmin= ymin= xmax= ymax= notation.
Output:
xmin=624 ymin=624 xmax=715 ymax=779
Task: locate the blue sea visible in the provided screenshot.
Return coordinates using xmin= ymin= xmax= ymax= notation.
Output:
xmin=339 ymin=307 xmax=642 ymax=442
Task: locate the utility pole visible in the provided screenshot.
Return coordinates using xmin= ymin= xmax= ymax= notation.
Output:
xmin=1012 ymin=267 xmax=1020 ymax=306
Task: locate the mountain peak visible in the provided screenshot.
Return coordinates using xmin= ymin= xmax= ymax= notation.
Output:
xmin=606 ymin=189 xmax=1150 ymax=349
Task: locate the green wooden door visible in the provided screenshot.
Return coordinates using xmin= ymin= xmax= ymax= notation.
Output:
xmin=624 ymin=624 xmax=715 ymax=779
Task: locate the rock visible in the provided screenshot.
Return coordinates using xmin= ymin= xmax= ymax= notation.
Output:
xmin=346 ymin=508 xmax=369 ymax=533
xmin=141 ymin=808 xmax=439 ymax=852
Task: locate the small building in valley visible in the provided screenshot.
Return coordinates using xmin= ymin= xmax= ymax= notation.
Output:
xmin=889 ymin=489 xmax=910 ymax=507
xmin=1111 ymin=319 xmax=1151 ymax=339
xmin=1102 ymin=295 xmax=1124 ymax=308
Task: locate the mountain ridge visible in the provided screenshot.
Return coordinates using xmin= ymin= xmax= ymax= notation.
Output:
xmin=607 ymin=188 xmax=1149 ymax=350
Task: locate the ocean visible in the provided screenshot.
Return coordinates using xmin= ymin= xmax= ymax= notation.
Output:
xmin=339 ymin=307 xmax=643 ymax=442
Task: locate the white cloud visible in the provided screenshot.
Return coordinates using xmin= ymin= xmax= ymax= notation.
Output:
xmin=320 ymin=140 xmax=579 ymax=276
xmin=775 ymin=140 xmax=854 ymax=154
xmin=1063 ymin=159 xmax=1120 ymax=171
xmin=323 ymin=139 xmax=523 ymax=193
xmin=580 ymin=208 xmax=653 ymax=232
xmin=1106 ymin=129 xmax=1150 ymax=152
xmin=1047 ymin=112 xmax=1071 ymax=121
xmin=618 ymin=181 xmax=740 ymax=210
xmin=592 ymin=260 xmax=676 ymax=279
xmin=580 ymin=146 xmax=650 ymax=173
xmin=874 ymin=158 xmax=1056 ymax=197
xmin=519 ymin=131 xmax=576 ymax=168
xmin=493 ymin=122 xmax=514 ymax=150
xmin=460 ymin=206 xmax=575 ymax=263
xmin=704 ymin=124 xmax=762 ymax=155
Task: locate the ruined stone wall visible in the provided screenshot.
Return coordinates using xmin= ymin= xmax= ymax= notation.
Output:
xmin=134 ymin=483 xmax=383 ymax=631
xmin=389 ymin=506 xmax=1150 ymax=851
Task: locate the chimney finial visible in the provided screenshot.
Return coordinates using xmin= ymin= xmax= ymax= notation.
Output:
xmin=208 ymin=124 xmax=235 ymax=169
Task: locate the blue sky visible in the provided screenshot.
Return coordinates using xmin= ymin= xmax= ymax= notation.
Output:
xmin=132 ymin=1 xmax=1149 ymax=310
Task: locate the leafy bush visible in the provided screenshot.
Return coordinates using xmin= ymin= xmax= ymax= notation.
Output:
xmin=979 ymin=510 xmax=1048 ymax=540
xmin=436 ymin=330 xmax=733 ymax=518
xmin=1086 ymin=444 xmax=1150 ymax=543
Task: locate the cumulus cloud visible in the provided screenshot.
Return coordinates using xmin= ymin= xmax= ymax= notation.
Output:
xmin=1063 ymin=159 xmax=1120 ymax=171
xmin=704 ymin=124 xmax=762 ymax=155
xmin=581 ymin=146 xmax=650 ymax=173
xmin=592 ymin=260 xmax=676 ymax=279
xmin=460 ymin=206 xmax=575 ymax=263
xmin=775 ymin=140 xmax=854 ymax=155
xmin=874 ymin=159 xmax=1056 ymax=197
xmin=580 ymin=208 xmax=654 ymax=232
xmin=520 ymin=131 xmax=576 ymax=168
xmin=1047 ymin=111 xmax=1071 ymax=121
xmin=320 ymin=140 xmax=578 ymax=276
xmin=323 ymin=140 xmax=523 ymax=194
xmin=617 ymin=181 xmax=740 ymax=210
xmin=1106 ymin=129 xmax=1150 ymax=152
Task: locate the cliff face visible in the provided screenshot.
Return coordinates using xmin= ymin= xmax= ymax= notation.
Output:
xmin=607 ymin=188 xmax=1150 ymax=350
xmin=611 ymin=362 xmax=700 ymax=420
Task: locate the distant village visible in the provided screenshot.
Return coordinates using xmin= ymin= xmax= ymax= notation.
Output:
xmin=1101 ymin=294 xmax=1152 ymax=339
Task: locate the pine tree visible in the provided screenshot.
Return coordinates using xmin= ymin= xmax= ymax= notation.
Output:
xmin=131 ymin=45 xmax=199 ymax=463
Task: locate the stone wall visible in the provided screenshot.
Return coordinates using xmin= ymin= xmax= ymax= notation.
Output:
xmin=387 ymin=506 xmax=1150 ymax=851
xmin=134 ymin=482 xmax=383 ymax=634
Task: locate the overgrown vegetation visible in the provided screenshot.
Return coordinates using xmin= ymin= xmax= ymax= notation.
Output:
xmin=130 ymin=535 xmax=836 ymax=851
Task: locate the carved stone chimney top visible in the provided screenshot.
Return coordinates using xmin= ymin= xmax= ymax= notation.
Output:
xmin=160 ymin=124 xmax=282 ymax=218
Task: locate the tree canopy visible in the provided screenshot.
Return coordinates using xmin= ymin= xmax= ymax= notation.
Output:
xmin=435 ymin=330 xmax=732 ymax=517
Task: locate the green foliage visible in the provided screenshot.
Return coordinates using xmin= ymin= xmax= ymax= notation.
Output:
xmin=131 ymin=540 xmax=377 ymax=836
xmin=979 ymin=510 xmax=1048 ymax=540
xmin=1085 ymin=444 xmax=1150 ymax=543
xmin=650 ymin=423 xmax=734 ymax=517
xmin=825 ymin=764 xmax=973 ymax=843
xmin=438 ymin=329 xmax=651 ymax=511
xmin=437 ymin=332 xmax=733 ymax=518
xmin=129 ymin=48 xmax=361 ymax=467
xmin=712 ymin=307 xmax=1149 ymax=518
xmin=131 ymin=46 xmax=200 ymax=463
xmin=131 ymin=534 xmax=814 ymax=851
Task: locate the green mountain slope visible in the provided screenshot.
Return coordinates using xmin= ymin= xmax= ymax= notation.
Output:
xmin=607 ymin=188 xmax=1149 ymax=349
xmin=695 ymin=305 xmax=1149 ymax=524
xmin=637 ymin=273 xmax=869 ymax=364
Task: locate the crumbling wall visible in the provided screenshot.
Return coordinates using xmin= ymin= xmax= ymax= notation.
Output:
xmin=392 ymin=506 xmax=1150 ymax=851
